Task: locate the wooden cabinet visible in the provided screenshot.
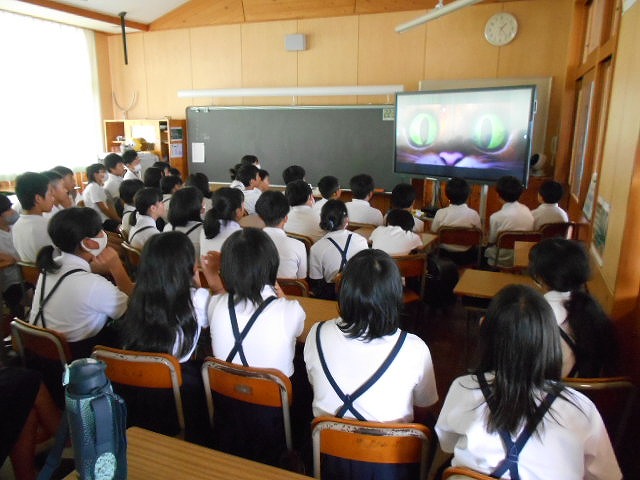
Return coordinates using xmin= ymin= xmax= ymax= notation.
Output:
xmin=103 ymin=118 xmax=188 ymax=179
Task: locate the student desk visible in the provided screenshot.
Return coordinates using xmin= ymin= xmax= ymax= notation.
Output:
xmin=454 ymin=268 xmax=539 ymax=299
xmin=63 ymin=427 xmax=309 ymax=480
xmin=289 ymin=295 xmax=339 ymax=342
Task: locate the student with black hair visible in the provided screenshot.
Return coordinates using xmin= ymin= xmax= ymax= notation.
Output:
xmin=128 ymin=188 xmax=164 ymax=250
xmin=164 ymin=186 xmax=204 ymax=260
xmin=52 ymin=165 xmax=83 ymax=206
xmin=0 ymin=194 xmax=29 ymax=318
xmin=484 ymin=175 xmax=534 ymax=267
xmin=83 ymin=163 xmax=121 ymax=232
xmin=122 ymin=149 xmax=142 ymax=181
xmin=531 ymin=180 xmax=569 ymax=230
xmin=255 ymin=190 xmax=307 ymax=279
xmin=200 ymin=187 xmax=244 ymax=254
xmin=228 ymin=163 xmax=244 ymax=190
xmin=234 ymin=164 xmax=262 ymax=215
xmin=143 ymin=166 xmax=163 ymax=189
xmin=118 ymin=179 xmax=144 ymax=238
xmin=370 ymin=209 xmax=423 ymax=256
xmin=29 ymin=207 xmax=133 ymax=359
xmin=257 ymin=168 xmax=270 ymax=192
xmin=103 ymin=153 xmax=125 ymax=201
xmin=313 ymin=175 xmax=341 ymax=214
xmin=529 ymin=238 xmax=618 ymax=377
xmin=168 ymin=167 xmax=182 ymax=179
xmin=185 ymin=172 xmax=213 ymax=212
xmin=41 ymin=170 xmax=72 ymax=220
xmin=390 ymin=183 xmax=424 ymax=232
xmin=282 ymin=164 xmax=306 ymax=185
xmin=435 ymin=284 xmax=620 ymax=479
xmin=309 ymin=199 xmax=368 ymax=299
xmin=241 ymin=154 xmax=260 ymax=169
xmin=11 ymin=172 xmax=54 ymax=262
xmin=152 ymin=160 xmax=171 ymax=176
xmin=345 ymin=173 xmax=383 ymax=226
xmin=284 ymin=179 xmax=324 ymax=242
xmin=305 ymin=249 xmax=437 ymax=423
xmin=160 ymin=174 xmax=183 ymax=220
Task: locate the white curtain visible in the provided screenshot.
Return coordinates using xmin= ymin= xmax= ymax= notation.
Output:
xmin=0 ymin=10 xmax=102 ymax=180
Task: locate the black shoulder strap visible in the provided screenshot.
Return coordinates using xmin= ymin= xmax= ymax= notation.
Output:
xmin=128 ymin=225 xmax=154 ymax=242
xmin=316 ymin=321 xmax=407 ymax=420
xmin=225 ymin=295 xmax=277 ymax=366
xmin=558 ymin=327 xmax=579 ymax=377
xmin=33 ymin=269 xmax=84 ymax=328
xmin=326 ymin=233 xmax=353 ymax=273
xmin=185 ymin=222 xmax=203 ymax=236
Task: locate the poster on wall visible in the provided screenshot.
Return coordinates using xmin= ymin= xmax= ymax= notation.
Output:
xmin=592 ymin=196 xmax=610 ymax=266
xmin=583 ymin=172 xmax=597 ymax=219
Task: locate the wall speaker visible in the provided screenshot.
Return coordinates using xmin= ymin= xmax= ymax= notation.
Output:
xmin=285 ymin=34 xmax=307 ymax=51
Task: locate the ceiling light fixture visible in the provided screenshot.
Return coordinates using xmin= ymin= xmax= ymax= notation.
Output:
xmin=395 ymin=0 xmax=484 ymax=33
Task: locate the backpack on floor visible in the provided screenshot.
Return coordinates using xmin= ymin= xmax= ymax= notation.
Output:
xmin=424 ymin=253 xmax=459 ymax=308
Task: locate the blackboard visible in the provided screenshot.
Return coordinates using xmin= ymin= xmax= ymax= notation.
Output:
xmin=186 ymin=105 xmax=409 ymax=191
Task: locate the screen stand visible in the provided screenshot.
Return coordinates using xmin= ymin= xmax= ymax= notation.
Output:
xmin=423 ymin=178 xmax=442 ymax=218
xmin=479 ymin=183 xmax=489 ymax=232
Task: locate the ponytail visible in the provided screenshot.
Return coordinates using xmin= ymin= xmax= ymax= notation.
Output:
xmin=203 ymin=209 xmax=222 ymax=239
xmin=129 ymin=210 xmax=138 ymax=227
xmin=36 ymin=245 xmax=60 ymax=274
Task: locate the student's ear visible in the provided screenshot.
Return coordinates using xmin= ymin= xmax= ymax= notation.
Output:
xmin=334 ymin=189 xmax=342 ymax=199
xmin=83 ymin=237 xmax=99 ymax=249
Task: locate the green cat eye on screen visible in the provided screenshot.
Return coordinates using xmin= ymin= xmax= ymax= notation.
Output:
xmin=408 ymin=112 xmax=438 ymax=148
xmin=473 ymin=114 xmax=507 ymax=151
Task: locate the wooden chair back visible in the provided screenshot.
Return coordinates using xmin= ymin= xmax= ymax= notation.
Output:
xmin=443 ymin=466 xmax=495 ymax=479
xmin=286 ymin=232 xmax=313 ymax=255
xmin=17 ymin=261 xmax=40 ymax=285
xmin=11 ymin=318 xmax=71 ymax=367
xmin=311 ymin=416 xmax=432 ymax=480
xmin=106 ymin=230 xmax=126 ymax=260
xmin=201 ymin=357 xmax=293 ymax=450
xmin=494 ymin=231 xmax=542 ymax=270
xmin=239 ymin=214 xmax=266 ymax=229
xmin=92 ymin=345 xmax=185 ymax=437
xmin=121 ymin=241 xmax=141 ymax=276
xmin=437 ymin=226 xmax=483 ymax=267
xmin=539 ymin=221 xmax=574 ymax=239
xmin=346 ymin=222 xmax=376 ymax=231
xmin=393 ymin=253 xmax=427 ymax=303
xmin=277 ymin=278 xmax=310 ymax=297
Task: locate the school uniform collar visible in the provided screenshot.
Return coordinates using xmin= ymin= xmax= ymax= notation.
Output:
xmin=263 ymin=226 xmax=287 ymax=238
xmin=136 ymin=215 xmax=157 ymax=227
xmin=290 ymin=205 xmax=313 ymax=212
xmin=350 ymin=198 xmax=370 ymax=205
xmin=55 ymin=252 xmax=91 ymax=272
xmin=544 ymin=290 xmax=571 ymax=302
xmin=501 ymin=201 xmax=523 ymax=210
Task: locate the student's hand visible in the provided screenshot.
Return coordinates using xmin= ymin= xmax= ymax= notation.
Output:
xmin=201 ymin=251 xmax=225 ymax=295
xmin=91 ymin=247 xmax=122 ymax=274
xmin=0 ymin=252 xmax=17 ymax=269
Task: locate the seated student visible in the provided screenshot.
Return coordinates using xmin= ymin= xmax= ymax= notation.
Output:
xmin=431 ymin=177 xmax=482 ymax=264
xmin=309 ymin=200 xmax=368 ymax=299
xmin=12 ymin=172 xmax=54 ymax=263
xmin=143 ymin=166 xmax=163 ymax=189
xmin=159 ymin=174 xmax=182 ymax=221
xmin=41 ymin=170 xmax=72 ymax=220
xmin=52 ymin=165 xmax=83 ymax=206
xmin=103 ymin=153 xmax=125 ymax=201
xmin=435 ymin=284 xmax=620 ymax=480
xmin=370 ymin=209 xmax=423 ymax=256
xmin=283 ymin=180 xmax=325 ymax=243
xmin=305 ymin=249 xmax=438 ymax=423
xmin=200 ymin=187 xmax=244 ymax=254
xmin=484 ymin=175 xmax=534 ymax=268
xmin=257 ymin=168 xmax=270 ymax=192
xmin=152 ymin=160 xmax=171 ymax=176
xmin=531 ymin=180 xmax=569 ymax=230
xmin=313 ymin=175 xmax=341 ymax=213
xmin=345 ymin=174 xmax=383 ymax=226
xmin=164 ymin=186 xmax=204 ymax=260
xmin=168 ymin=167 xmax=182 ymax=179
xmin=83 ymin=163 xmax=121 ymax=232
xmin=118 ymin=231 xmax=222 ymax=444
xmin=228 ymin=163 xmax=244 ymax=190
xmin=0 ymin=194 xmax=29 ymax=318
xmin=185 ymin=172 xmax=213 ymax=213
xmin=241 ymin=154 xmax=261 ymax=169
xmin=282 ymin=164 xmax=306 ymax=185
xmin=122 ymin=149 xmax=142 ymax=181
xmin=233 ymin=164 xmax=262 ymax=215
xmin=118 ymin=179 xmax=144 ymax=238
xmin=256 ymin=190 xmax=307 ymax=280
xmin=128 ymin=188 xmax=164 ymax=251
xmin=529 ymin=238 xmax=618 ymax=378
xmin=389 ymin=183 xmax=424 ymax=232
xmin=29 ymin=208 xmax=133 ymax=359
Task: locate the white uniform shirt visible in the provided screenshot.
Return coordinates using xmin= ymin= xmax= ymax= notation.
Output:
xmin=128 ymin=215 xmax=160 ymax=251
xmin=82 ymin=182 xmax=109 ymax=223
xmin=171 ymin=287 xmax=211 ymax=362
xmin=199 ymin=220 xmax=241 ymax=254
xmin=283 ymin=205 xmax=325 ymax=243
xmin=313 ymin=198 xmax=328 ymax=214
xmin=485 ymin=202 xmax=534 ymax=267
xmin=436 ymin=374 xmax=621 ymax=480
xmin=304 ymin=319 xmax=438 ymax=422
xmin=242 ymin=188 xmax=262 ymax=215
xmin=309 ymin=229 xmax=369 ymax=282
xmin=544 ymin=290 xmax=575 ymax=377
xmin=164 ymin=221 xmax=203 ymax=260
xmin=263 ymin=227 xmax=307 ymax=279
xmin=383 ymin=211 xmax=425 ymax=233
xmin=12 ymin=214 xmax=52 ymax=263
xmin=208 ymin=286 xmax=305 ymax=376
xmin=0 ymin=229 xmax=22 ymax=292
xmin=345 ymin=199 xmax=383 ymax=226
xmin=229 ymin=180 xmax=244 ymax=190
xmin=104 ymin=173 xmax=123 ymax=200
xmin=42 ymin=204 xmax=64 ymax=221
xmin=431 ymin=203 xmax=482 ymax=252
xmin=120 ymin=204 xmax=136 ymax=237
xmin=370 ymin=226 xmax=423 ymax=256
xmin=531 ymin=203 xmax=569 ymax=230
xmin=123 ymin=168 xmax=141 ymax=181
xmin=161 ymin=194 xmax=172 ymax=221
xmin=28 ymin=252 xmax=128 ymax=342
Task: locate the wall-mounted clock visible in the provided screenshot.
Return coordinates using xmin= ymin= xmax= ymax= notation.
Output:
xmin=484 ymin=12 xmax=518 ymax=46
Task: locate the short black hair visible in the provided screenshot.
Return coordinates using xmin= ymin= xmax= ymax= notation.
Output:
xmin=539 ymin=180 xmax=563 ymax=204
xmin=338 ymin=249 xmax=403 ymax=341
xmin=495 ymin=175 xmax=524 ymax=203
xmin=282 ymin=165 xmax=306 ymax=184
xmin=169 ymin=167 xmax=182 ymax=178
xmin=168 ymin=186 xmax=203 ymax=226
xmin=255 ymin=190 xmax=289 ymax=227
xmin=51 ymin=165 xmax=73 ymax=177
xmin=241 ymin=154 xmax=259 ymax=166
xmin=133 ymin=187 xmax=163 ymax=217
xmin=529 ymin=238 xmax=589 ymax=292
xmin=104 ymin=153 xmax=124 ymax=172
xmin=86 ymin=163 xmax=105 ymax=184
xmin=390 ymin=183 xmax=416 ymax=209
xmin=152 ymin=161 xmax=170 ymax=174
xmin=386 ymin=209 xmax=414 ymax=232
xmin=160 ymin=175 xmax=182 ymax=195
xmin=318 ymin=176 xmax=340 ymax=199
xmin=319 ymin=199 xmax=347 ymax=232
xmin=349 ymin=174 xmax=375 ymax=199
xmin=41 ymin=170 xmax=63 ymax=185
xmin=185 ymin=173 xmax=212 ymax=199
xmin=15 ymin=172 xmax=50 ymax=210
xmin=119 ymin=179 xmax=144 ymax=205
xmin=258 ymin=169 xmax=269 ymax=181
xmin=236 ymin=164 xmax=259 ymax=187
xmin=229 ymin=163 xmax=243 ymax=181
xmin=122 ymin=149 xmax=138 ymax=165
xmin=143 ymin=167 xmax=163 ymax=188
xmin=285 ymin=179 xmax=312 ymax=207
xmin=445 ymin=177 xmax=471 ymax=205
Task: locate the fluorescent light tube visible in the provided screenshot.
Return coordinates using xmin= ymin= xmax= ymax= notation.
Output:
xmin=395 ymin=0 xmax=483 ymax=33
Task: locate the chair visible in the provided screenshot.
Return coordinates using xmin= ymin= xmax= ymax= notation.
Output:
xmin=91 ymin=345 xmax=186 ymax=438
xmin=436 ymin=226 xmax=483 ymax=268
xmin=346 ymin=221 xmax=376 ymax=232
xmin=443 ymin=466 xmax=494 ymax=479
xmin=493 ymin=230 xmax=542 ymax=271
xmin=311 ymin=416 xmax=433 ymax=480
xmin=539 ymin=221 xmax=574 ymax=239
xmin=201 ymin=357 xmax=293 ymax=464
xmin=17 ymin=260 xmax=40 ymax=285
xmin=121 ymin=241 xmax=141 ymax=277
xmin=562 ymin=376 xmax=636 ymax=450
xmin=286 ymin=232 xmax=313 ymax=256
xmin=239 ymin=213 xmax=266 ymax=229
xmin=277 ymin=277 xmax=310 ymax=297
xmin=393 ymin=253 xmax=427 ymax=304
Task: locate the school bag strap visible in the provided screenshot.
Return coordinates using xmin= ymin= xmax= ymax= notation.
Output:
xmin=33 ymin=269 xmax=84 ymax=329
xmin=316 ymin=321 xmax=407 ymax=420
xmin=185 ymin=222 xmax=203 ymax=236
xmin=127 ymin=225 xmax=154 ymax=242
xmin=476 ymin=372 xmax=558 ymax=480
xmin=225 ymin=294 xmax=278 ymax=366
xmin=327 ymin=233 xmax=353 ymax=274
xmin=557 ymin=327 xmax=579 ymax=377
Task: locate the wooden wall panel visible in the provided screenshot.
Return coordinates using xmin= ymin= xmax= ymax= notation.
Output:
xmin=151 ymin=0 xmax=245 ymax=31
xmin=356 ymin=0 xmax=430 ymax=15
xmin=189 ymin=25 xmax=243 ymax=106
xmin=143 ymin=30 xmax=193 ymax=118
xmin=108 ymin=33 xmax=149 ymax=119
xmin=297 ymin=16 xmax=359 ymax=105
xmin=243 ymin=0 xmax=354 ymax=22
xmin=95 ymin=32 xmax=114 ymax=122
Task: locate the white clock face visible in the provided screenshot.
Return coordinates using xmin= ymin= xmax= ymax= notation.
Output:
xmin=484 ymin=13 xmax=518 ymax=46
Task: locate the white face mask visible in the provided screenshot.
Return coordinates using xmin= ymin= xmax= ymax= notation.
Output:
xmin=133 ymin=163 xmax=142 ymax=173
xmin=81 ymin=233 xmax=108 ymax=257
